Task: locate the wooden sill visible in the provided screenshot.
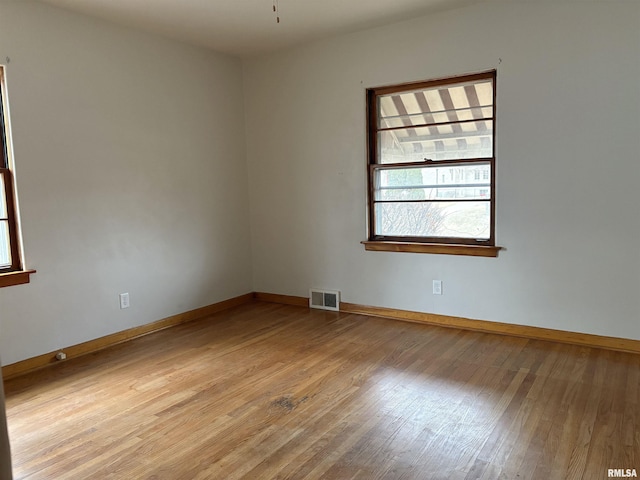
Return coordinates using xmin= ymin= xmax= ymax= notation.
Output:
xmin=0 ymin=269 xmax=36 ymax=288
xmin=361 ymin=241 xmax=502 ymax=257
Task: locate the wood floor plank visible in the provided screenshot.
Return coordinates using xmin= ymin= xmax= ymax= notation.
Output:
xmin=4 ymin=301 xmax=639 ymax=479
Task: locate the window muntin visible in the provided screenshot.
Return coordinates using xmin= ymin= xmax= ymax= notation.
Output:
xmin=0 ymin=66 xmax=22 ymax=273
xmin=367 ymin=71 xmax=496 ymax=246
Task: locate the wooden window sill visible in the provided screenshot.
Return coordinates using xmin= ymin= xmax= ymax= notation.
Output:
xmin=361 ymin=241 xmax=501 ymax=257
xmin=0 ymin=269 xmax=36 ymax=288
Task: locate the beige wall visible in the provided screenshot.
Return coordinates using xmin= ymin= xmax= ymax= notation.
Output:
xmin=0 ymin=1 xmax=253 ymax=365
xmin=244 ymin=1 xmax=640 ymax=339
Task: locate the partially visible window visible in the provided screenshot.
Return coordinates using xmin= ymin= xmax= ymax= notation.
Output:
xmin=366 ymin=71 xmax=496 ymax=248
xmin=0 ymin=66 xmax=24 ymax=274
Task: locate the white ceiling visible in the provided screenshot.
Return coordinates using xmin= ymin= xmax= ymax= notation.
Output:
xmin=39 ymin=0 xmax=484 ymax=58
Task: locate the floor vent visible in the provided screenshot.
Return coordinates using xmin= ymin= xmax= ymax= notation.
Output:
xmin=309 ymin=289 xmax=340 ymax=312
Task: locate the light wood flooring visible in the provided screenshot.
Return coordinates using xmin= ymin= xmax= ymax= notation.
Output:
xmin=4 ymin=301 xmax=640 ymax=479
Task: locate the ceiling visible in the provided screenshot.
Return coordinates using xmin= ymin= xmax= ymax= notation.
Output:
xmin=39 ymin=0 xmax=484 ymax=58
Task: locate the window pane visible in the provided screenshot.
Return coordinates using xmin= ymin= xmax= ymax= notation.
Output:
xmin=375 ymin=201 xmax=491 ymax=239
xmin=0 ymin=220 xmax=11 ymax=267
xmin=379 ymin=106 xmax=492 ymax=129
xmin=378 ymin=120 xmax=493 ymax=163
xmin=378 ymin=79 xmax=494 ymax=129
xmin=374 ymin=164 xmax=491 ymax=201
xmin=0 ymin=173 xmax=7 ymax=218
xmin=377 ymin=187 xmax=491 ymax=201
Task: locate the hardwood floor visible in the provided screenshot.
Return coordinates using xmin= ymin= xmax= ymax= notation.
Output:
xmin=4 ymin=301 xmax=639 ymax=479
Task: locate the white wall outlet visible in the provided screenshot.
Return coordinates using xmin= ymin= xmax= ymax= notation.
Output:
xmin=119 ymin=292 xmax=130 ymax=309
xmin=432 ymin=280 xmax=443 ymax=295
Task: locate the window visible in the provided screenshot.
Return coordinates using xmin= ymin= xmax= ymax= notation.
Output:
xmin=363 ymin=71 xmax=500 ymax=257
xmin=0 ymin=66 xmax=33 ymax=287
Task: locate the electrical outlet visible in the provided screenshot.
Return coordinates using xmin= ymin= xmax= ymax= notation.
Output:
xmin=119 ymin=292 xmax=130 ymax=309
xmin=432 ymin=280 xmax=443 ymax=295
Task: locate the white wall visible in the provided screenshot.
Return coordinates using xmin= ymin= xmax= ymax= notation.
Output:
xmin=244 ymin=1 xmax=640 ymax=339
xmin=0 ymin=1 xmax=253 ymax=365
